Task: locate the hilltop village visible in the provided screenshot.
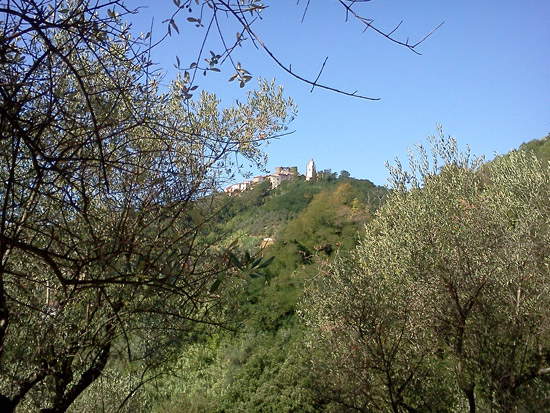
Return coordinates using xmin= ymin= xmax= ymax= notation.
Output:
xmin=225 ymin=159 xmax=317 ymax=194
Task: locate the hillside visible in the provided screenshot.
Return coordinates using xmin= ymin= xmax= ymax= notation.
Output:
xmin=518 ymin=133 xmax=550 ymax=164
xmin=144 ymin=174 xmax=389 ymax=412
xmin=144 ymin=136 xmax=549 ymax=412
xmin=215 ymin=173 xmax=386 ymax=251
xmin=69 ymin=136 xmax=549 ymax=412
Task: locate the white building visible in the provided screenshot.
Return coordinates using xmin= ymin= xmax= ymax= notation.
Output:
xmin=224 ymin=180 xmax=253 ymax=194
xmin=306 ymin=159 xmax=316 ymax=181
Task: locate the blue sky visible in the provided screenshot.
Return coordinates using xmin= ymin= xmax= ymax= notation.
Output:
xmin=130 ymin=1 xmax=549 ymax=185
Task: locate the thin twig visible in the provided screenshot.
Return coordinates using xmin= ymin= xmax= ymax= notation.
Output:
xmin=310 ymin=56 xmax=328 ymax=93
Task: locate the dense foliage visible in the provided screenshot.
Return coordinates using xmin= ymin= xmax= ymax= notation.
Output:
xmin=518 ymin=134 xmax=550 ymax=165
xmin=64 ymin=136 xmax=550 ymax=412
xmin=0 ymin=0 xmax=549 ymax=406
xmin=303 ymin=137 xmax=550 ymax=412
xmin=142 ymin=175 xmax=388 ymax=412
xmin=67 ymin=174 xmax=386 ymax=411
xmin=0 ymin=2 xmax=295 ymax=411
xmin=2 ymin=1 xmax=522 ymax=412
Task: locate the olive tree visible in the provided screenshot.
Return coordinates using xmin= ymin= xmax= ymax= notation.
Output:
xmin=0 ymin=1 xmax=295 ymax=411
xmin=302 ymin=135 xmax=550 ymax=412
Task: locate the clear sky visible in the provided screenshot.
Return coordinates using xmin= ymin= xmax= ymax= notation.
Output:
xmin=129 ymin=0 xmax=550 ymax=186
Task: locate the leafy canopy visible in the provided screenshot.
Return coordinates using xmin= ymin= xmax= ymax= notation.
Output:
xmin=302 ymin=134 xmax=550 ymax=412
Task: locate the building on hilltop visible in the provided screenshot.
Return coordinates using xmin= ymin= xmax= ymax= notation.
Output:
xmin=269 ymin=166 xmax=298 ymax=188
xmin=306 ymin=159 xmax=316 ymax=181
xmin=224 ymin=180 xmax=253 ymax=194
xmin=252 ymin=175 xmax=267 ymax=184
xmin=274 ymin=166 xmax=298 ymax=175
xmin=224 ymin=161 xmax=312 ymax=194
xmin=224 ymin=175 xmax=269 ymax=194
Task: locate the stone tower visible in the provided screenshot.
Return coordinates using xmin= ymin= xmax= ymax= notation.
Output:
xmin=306 ymin=159 xmax=316 ymax=181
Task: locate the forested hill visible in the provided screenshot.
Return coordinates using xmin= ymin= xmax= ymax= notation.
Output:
xmin=69 ymin=136 xmax=548 ymax=412
xmin=125 ymin=173 xmax=389 ymax=412
xmin=213 ymin=172 xmax=388 ymax=255
xmin=68 ymin=170 xmax=390 ymax=412
xmin=211 ymin=131 xmax=549 ymax=259
xmin=140 ymin=137 xmax=547 ymax=412
xmin=518 ymin=133 xmax=550 ymax=164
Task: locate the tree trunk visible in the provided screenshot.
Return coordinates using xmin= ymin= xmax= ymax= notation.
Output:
xmin=41 ymin=323 xmax=114 ymax=413
xmin=0 ymin=270 xmax=9 ymax=358
xmin=463 ymin=385 xmax=476 ymax=413
xmin=0 ymin=395 xmax=15 ymax=413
